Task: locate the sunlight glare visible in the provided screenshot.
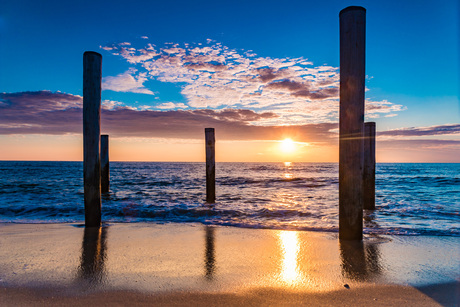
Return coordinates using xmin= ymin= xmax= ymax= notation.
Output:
xmin=280 ymin=138 xmax=296 ymax=153
xmin=278 ymin=231 xmax=301 ymax=285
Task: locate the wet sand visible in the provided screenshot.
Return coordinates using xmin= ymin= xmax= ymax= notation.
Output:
xmin=0 ymin=223 xmax=458 ymax=306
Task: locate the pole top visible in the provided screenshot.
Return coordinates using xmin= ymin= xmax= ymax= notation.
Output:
xmin=84 ymin=51 xmax=102 ymax=58
xmin=339 ymin=6 xmax=366 ymax=16
xmin=205 ymin=128 xmax=215 ymax=132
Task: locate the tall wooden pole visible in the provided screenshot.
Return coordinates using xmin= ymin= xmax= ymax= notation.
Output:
xmin=101 ymin=134 xmax=109 ymax=194
xmin=339 ymin=6 xmax=366 ymax=240
xmin=83 ymin=51 xmax=102 ymax=227
xmin=205 ymin=128 xmax=215 ymax=203
xmin=363 ymin=122 xmax=376 ymax=210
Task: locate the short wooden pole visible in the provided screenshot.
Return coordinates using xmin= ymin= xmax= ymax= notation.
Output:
xmin=83 ymin=51 xmax=102 ymax=227
xmin=205 ymin=128 xmax=215 ymax=203
xmin=363 ymin=122 xmax=376 ymax=210
xmin=101 ymin=135 xmax=109 ymax=194
xmin=339 ymin=6 xmax=366 ymax=240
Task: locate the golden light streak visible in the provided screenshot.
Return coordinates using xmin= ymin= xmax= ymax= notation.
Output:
xmin=278 ymin=231 xmax=301 ymax=285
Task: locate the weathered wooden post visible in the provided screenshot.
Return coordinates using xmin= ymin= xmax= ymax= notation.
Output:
xmin=205 ymin=128 xmax=215 ymax=203
xmin=101 ymin=135 xmax=109 ymax=194
xmin=363 ymin=122 xmax=376 ymax=210
xmin=339 ymin=6 xmax=366 ymax=240
xmin=83 ymin=51 xmax=102 ymax=227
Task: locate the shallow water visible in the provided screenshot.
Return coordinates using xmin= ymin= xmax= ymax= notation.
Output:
xmin=0 ymin=161 xmax=458 ymax=236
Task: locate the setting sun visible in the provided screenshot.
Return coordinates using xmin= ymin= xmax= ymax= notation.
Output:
xmin=280 ymin=138 xmax=296 ymax=153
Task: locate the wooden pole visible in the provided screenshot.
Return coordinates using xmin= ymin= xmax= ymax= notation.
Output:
xmin=339 ymin=6 xmax=366 ymax=240
xmin=101 ymin=134 xmax=109 ymax=194
xmin=83 ymin=51 xmax=102 ymax=227
xmin=363 ymin=122 xmax=376 ymax=210
xmin=205 ymin=128 xmax=215 ymax=203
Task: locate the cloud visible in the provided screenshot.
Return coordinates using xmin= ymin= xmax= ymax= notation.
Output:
xmin=365 ymin=99 xmax=406 ymax=119
xmin=100 ymin=40 xmax=403 ymax=124
xmin=0 ymin=91 xmax=337 ymax=142
xmin=264 ymin=79 xmax=339 ymax=100
xmin=104 ymin=43 xmax=160 ymax=64
xmin=156 ymin=102 xmax=188 ymax=109
xmin=0 ymin=91 xmax=82 ymax=110
xmin=378 ymin=124 xmax=460 ymax=137
xmin=102 ymin=68 xmax=154 ymax=94
xmin=0 ymin=91 xmax=82 ymax=135
xmin=101 ymin=108 xmax=337 ymax=142
xmin=3 ymin=91 xmax=456 ymax=158
xmin=378 ymin=139 xmax=460 ymax=149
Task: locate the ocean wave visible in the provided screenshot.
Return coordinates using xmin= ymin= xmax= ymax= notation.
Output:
xmin=0 ymin=162 xmax=459 ymax=237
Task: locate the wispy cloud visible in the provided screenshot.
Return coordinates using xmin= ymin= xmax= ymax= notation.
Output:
xmin=102 ymin=68 xmax=154 ymax=94
xmin=156 ymin=102 xmax=188 ymax=110
xmin=379 ymin=139 xmax=460 ymax=149
xmin=100 ymin=40 xmax=404 ymax=124
xmin=378 ymin=124 xmax=460 ymax=137
xmin=365 ymin=99 xmax=406 ymax=119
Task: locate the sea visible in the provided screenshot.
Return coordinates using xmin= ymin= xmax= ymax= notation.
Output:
xmin=0 ymin=161 xmax=458 ymax=236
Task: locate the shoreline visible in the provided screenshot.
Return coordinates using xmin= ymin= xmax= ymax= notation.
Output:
xmin=0 ymin=223 xmax=458 ymax=305
xmin=3 ymin=283 xmax=458 ymax=306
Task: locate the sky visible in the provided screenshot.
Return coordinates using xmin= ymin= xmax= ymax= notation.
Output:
xmin=0 ymin=0 xmax=459 ymax=162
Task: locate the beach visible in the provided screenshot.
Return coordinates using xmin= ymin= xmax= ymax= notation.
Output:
xmin=0 ymin=223 xmax=458 ymax=306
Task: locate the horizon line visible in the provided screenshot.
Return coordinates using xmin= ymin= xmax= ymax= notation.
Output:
xmin=0 ymin=160 xmax=459 ymax=164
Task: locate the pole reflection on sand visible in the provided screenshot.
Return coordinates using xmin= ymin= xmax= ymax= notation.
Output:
xmin=204 ymin=226 xmax=216 ymax=280
xmin=76 ymin=226 xmax=108 ymax=287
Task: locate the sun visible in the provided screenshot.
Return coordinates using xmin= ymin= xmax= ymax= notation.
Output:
xmin=280 ymin=138 xmax=296 ymax=153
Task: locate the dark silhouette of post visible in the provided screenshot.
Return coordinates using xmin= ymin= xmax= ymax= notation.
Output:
xmin=101 ymin=135 xmax=110 ymax=193
xmin=83 ymin=51 xmax=102 ymax=227
xmin=339 ymin=6 xmax=366 ymax=240
xmin=205 ymin=128 xmax=215 ymax=203
xmin=363 ymin=122 xmax=376 ymax=210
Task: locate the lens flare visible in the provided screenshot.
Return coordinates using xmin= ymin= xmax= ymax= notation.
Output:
xmin=280 ymin=138 xmax=296 ymax=153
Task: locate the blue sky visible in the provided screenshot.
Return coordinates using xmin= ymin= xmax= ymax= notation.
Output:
xmin=0 ymin=0 xmax=459 ymax=162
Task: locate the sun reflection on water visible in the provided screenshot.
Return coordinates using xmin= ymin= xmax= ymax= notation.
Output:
xmin=283 ymin=162 xmax=293 ymax=180
xmin=278 ymin=231 xmax=301 ymax=285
